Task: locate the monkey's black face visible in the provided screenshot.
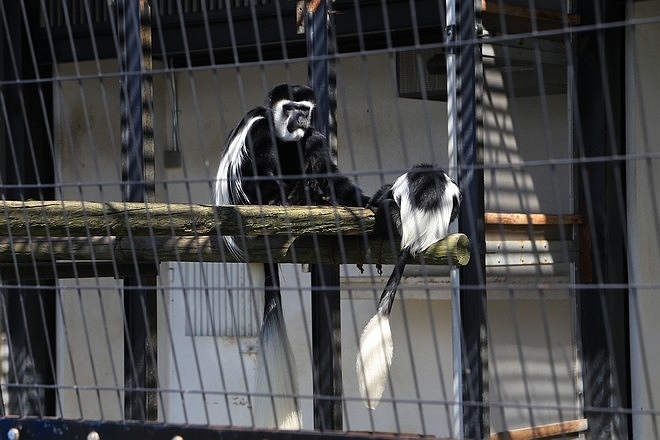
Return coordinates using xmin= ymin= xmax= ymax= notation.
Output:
xmin=272 ymin=99 xmax=315 ymax=142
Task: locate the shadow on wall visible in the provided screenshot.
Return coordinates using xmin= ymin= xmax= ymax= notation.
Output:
xmin=482 ymin=43 xmax=572 ymax=216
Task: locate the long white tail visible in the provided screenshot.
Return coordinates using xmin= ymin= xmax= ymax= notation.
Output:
xmin=356 ymin=250 xmax=408 ymax=409
xmin=356 ymin=311 xmax=394 ymax=409
xmin=251 ymin=263 xmax=301 ymax=429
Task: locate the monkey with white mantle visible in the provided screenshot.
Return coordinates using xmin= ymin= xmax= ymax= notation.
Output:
xmin=213 ymin=83 xmax=367 ymax=429
xmin=356 ymin=164 xmax=461 ymax=409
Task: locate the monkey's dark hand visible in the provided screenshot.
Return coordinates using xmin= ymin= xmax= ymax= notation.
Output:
xmin=367 ymin=185 xmax=402 ymax=240
xmin=287 ymin=179 xmax=326 ymax=205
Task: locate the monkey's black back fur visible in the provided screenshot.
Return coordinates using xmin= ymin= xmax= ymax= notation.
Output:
xmin=367 ymin=164 xmax=461 ymax=242
xmin=407 ymin=164 xmax=461 ymax=221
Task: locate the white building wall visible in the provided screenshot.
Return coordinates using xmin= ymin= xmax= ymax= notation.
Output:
xmin=627 ymin=2 xmax=660 ymax=438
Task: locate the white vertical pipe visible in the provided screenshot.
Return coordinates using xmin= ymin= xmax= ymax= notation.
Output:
xmin=445 ymin=0 xmax=463 ymax=438
xmin=625 ymin=2 xmax=643 ymax=437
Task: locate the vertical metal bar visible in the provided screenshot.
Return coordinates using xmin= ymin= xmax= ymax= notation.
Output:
xmin=625 ymin=3 xmax=645 ymax=436
xmin=141 ymin=0 xmax=155 ymax=203
xmin=5 ymin=290 xmax=56 ymax=417
xmin=118 ymin=0 xmax=157 ymax=421
xmin=119 ymin=0 xmax=144 ymax=203
xmin=307 ymin=1 xmax=330 ymax=140
xmin=573 ymin=1 xmax=629 ymax=436
xmin=311 ymin=265 xmax=342 ymax=431
xmin=446 ymin=0 xmax=487 ymax=437
xmin=306 ymin=0 xmax=343 ymax=430
xmin=123 ymin=273 xmax=158 ymax=422
xmin=0 ymin=1 xmax=26 ymax=199
xmin=444 ymin=1 xmax=463 ymax=438
xmin=1 ymin=1 xmax=56 ymax=417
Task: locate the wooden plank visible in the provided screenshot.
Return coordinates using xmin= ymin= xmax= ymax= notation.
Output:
xmin=484 ymin=212 xmax=583 ymax=225
xmin=490 ymin=418 xmax=588 ymax=440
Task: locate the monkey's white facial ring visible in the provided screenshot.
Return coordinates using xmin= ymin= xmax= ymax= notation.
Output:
xmin=273 ymin=100 xmax=314 ymax=142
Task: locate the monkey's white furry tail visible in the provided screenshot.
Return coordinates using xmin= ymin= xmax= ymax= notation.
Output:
xmin=252 ymin=263 xmax=301 ymax=430
xmin=356 ymin=311 xmax=393 ymax=409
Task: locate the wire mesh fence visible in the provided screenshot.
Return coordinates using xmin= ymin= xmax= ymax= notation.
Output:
xmin=0 ymin=0 xmax=658 ymax=439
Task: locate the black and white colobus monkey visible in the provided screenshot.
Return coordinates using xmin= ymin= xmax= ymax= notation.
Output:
xmin=356 ymin=164 xmax=461 ymax=409
xmin=213 ymin=83 xmax=367 ymax=429
xmin=215 ymin=84 xmax=367 ymax=210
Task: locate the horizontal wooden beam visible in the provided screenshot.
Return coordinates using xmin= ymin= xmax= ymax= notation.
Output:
xmin=0 ymin=233 xmax=469 ymax=267
xmin=1 ymin=201 xmax=373 ymax=237
xmin=485 ymin=212 xmax=583 ymax=225
xmin=490 ymin=418 xmax=588 ymax=440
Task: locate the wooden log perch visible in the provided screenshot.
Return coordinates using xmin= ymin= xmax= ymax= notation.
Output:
xmin=0 ymin=233 xmax=469 ymax=266
xmin=1 ymin=201 xmax=372 ymax=237
xmin=0 ymin=201 xmax=470 ymax=267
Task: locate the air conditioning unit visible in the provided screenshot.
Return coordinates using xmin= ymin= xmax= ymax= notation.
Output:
xmin=397 ymin=38 xmax=567 ymax=100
